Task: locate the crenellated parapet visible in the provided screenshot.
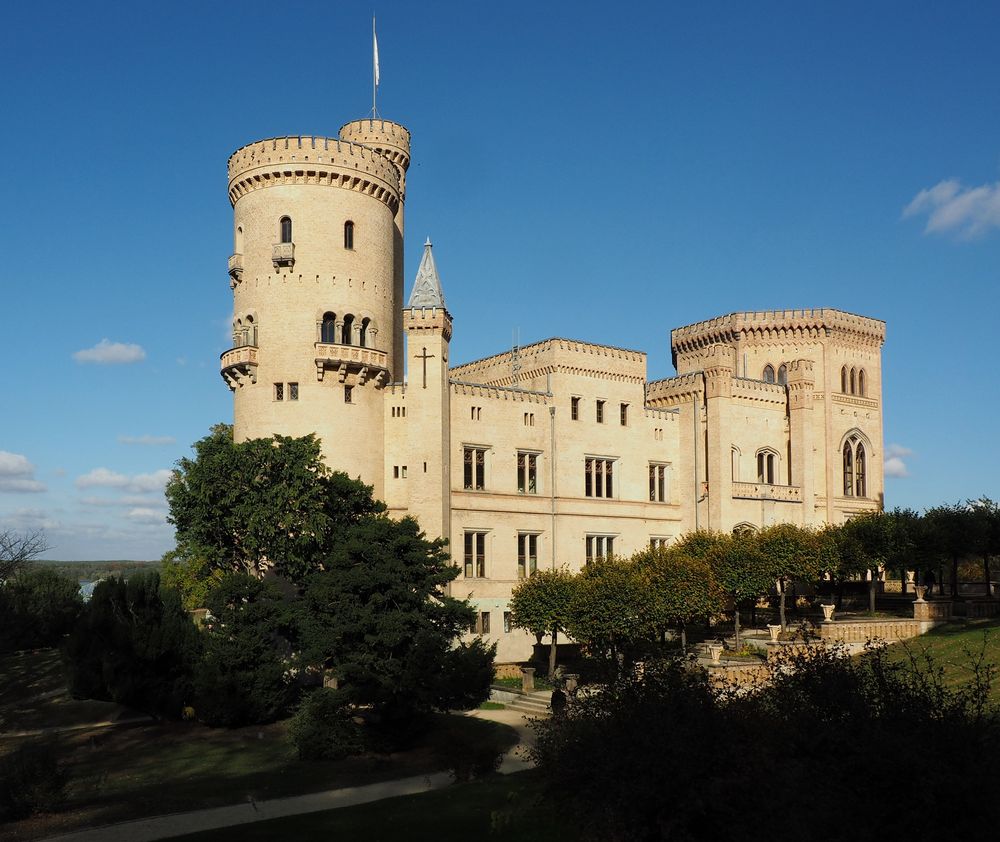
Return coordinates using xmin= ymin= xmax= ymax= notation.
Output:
xmin=646 ymin=372 xmax=704 ymax=407
xmin=404 ymin=306 xmax=452 ymax=342
xmin=227 ymin=136 xmax=401 ymax=212
xmin=671 ymin=308 xmax=886 ymax=366
xmin=338 ymin=119 xmax=411 ymax=193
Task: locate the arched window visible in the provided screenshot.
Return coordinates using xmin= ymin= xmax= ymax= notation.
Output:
xmin=321 ymin=312 xmax=337 ymax=344
xmin=235 ymin=225 xmax=244 ymax=253
xmin=850 ymin=367 xmax=857 ymax=395
xmin=344 ymin=220 xmax=354 ymax=250
xmin=841 ymin=366 xmax=848 ymax=393
xmin=763 ymin=365 xmax=775 ymax=384
xmin=777 ymin=364 xmax=788 ymax=386
xmin=757 ymin=450 xmax=776 ymax=485
xmin=858 ymin=369 xmax=866 ymax=397
xmin=280 ymin=216 xmax=292 ymax=243
xmin=341 ymin=313 xmax=354 ymax=345
xmin=855 ymin=443 xmax=867 ymax=497
xmin=359 ymin=317 xmax=370 ymax=347
xmin=234 ymin=318 xmax=243 ymax=347
xmin=245 ymin=315 xmax=256 ymax=346
xmin=731 ymin=447 xmax=740 ymax=482
xmin=843 ymin=442 xmax=854 ymax=496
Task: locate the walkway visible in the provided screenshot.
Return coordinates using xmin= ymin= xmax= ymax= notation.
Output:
xmin=38 ymin=707 xmax=537 ymax=842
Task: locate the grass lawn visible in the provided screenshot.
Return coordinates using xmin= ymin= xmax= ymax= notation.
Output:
xmin=164 ymin=769 xmax=567 ymax=842
xmin=886 ymin=618 xmax=1000 ymax=700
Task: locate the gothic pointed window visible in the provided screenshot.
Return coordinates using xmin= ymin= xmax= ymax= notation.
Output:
xmin=777 ymin=364 xmax=788 ymax=386
xmin=279 ymin=216 xmax=292 ymax=243
xmin=756 ymin=450 xmax=776 ymax=485
xmin=359 ymin=317 xmax=370 ymax=348
xmin=850 ymin=367 xmax=857 ymax=395
xmin=763 ymin=365 xmax=775 ymax=384
xmin=858 ymin=369 xmax=867 ymax=397
xmin=321 ymin=312 xmax=337 ymax=344
xmin=855 ymin=443 xmax=867 ymax=497
xmin=341 ymin=314 xmax=354 ymax=345
xmin=843 ymin=442 xmax=854 ymax=496
xmin=841 ymin=366 xmax=848 ymax=393
xmin=344 ymin=220 xmax=354 ymax=250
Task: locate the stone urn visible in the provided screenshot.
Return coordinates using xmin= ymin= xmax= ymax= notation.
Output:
xmin=913 ymin=585 xmax=927 ymax=603
xmin=520 ymin=666 xmax=535 ymax=693
xmin=564 ymin=673 xmax=579 ymax=693
xmin=767 ymin=624 xmax=782 ymax=642
xmin=707 ymin=644 xmax=723 ymax=663
xmin=821 ymin=603 xmax=836 ymax=623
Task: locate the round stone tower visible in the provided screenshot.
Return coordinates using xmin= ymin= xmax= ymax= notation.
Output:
xmin=222 ymin=119 xmax=411 ymax=497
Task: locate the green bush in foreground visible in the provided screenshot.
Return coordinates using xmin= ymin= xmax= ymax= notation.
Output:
xmin=0 ymin=567 xmax=82 ymax=653
xmin=289 ymin=687 xmax=364 ymax=760
xmin=0 ymin=742 xmax=68 ymax=820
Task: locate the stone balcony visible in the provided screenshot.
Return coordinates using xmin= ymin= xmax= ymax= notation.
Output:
xmin=228 ymin=253 xmax=243 ymax=284
xmin=220 ymin=345 xmax=258 ymax=390
xmin=314 ymin=342 xmax=389 ymax=386
xmin=732 ymin=482 xmax=802 ymax=503
xmin=272 ymin=242 xmax=295 ymax=268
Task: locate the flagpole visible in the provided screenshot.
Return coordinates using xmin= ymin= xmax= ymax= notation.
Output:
xmin=372 ymin=15 xmax=378 ymax=118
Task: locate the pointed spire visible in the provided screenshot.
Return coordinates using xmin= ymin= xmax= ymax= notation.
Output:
xmin=407 ymin=238 xmax=447 ymax=309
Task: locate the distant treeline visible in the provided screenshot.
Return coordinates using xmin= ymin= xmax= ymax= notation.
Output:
xmin=32 ymin=560 xmax=161 ymax=582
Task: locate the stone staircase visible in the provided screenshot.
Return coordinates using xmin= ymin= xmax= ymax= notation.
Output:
xmin=492 ymin=689 xmax=552 ymax=717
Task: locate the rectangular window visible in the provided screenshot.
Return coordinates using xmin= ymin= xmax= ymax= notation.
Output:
xmin=463 ymin=447 xmax=486 ymax=490
xmin=464 ymin=531 xmax=486 ymax=577
xmin=393 ymin=466 xmax=399 ymax=479
xmin=585 ymin=534 xmax=615 ymax=564
xmin=620 ymin=403 xmax=628 ymax=426
xmin=650 ymin=537 xmax=670 ymax=549
xmin=523 ymin=412 xmax=535 ymax=427
xmin=479 ymin=611 xmax=490 ymax=635
xmin=517 ymin=532 xmax=538 ymax=578
xmin=503 ymin=611 xmax=512 ymax=634
xmin=596 ymin=400 xmax=605 ymax=423
xmin=517 ymin=452 xmax=538 ymax=494
xmin=274 ymin=383 xmax=284 ymax=401
xmin=585 ymin=458 xmax=615 ymax=498
xmin=289 ymin=382 xmax=299 ymax=401
xmin=757 ymin=452 xmax=775 ymax=485
xmin=471 ymin=406 xmax=481 ymax=421
xmin=401 ymin=466 xmax=407 ymax=478
xmin=344 ymin=385 xmax=353 ymax=403
xmin=571 ymin=396 xmax=580 ymax=421
xmin=649 ymin=464 xmax=668 ymax=502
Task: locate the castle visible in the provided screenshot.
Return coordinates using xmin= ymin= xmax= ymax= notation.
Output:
xmin=222 ymin=117 xmax=885 ymax=661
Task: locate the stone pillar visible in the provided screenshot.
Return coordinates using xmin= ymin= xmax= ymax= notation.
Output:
xmin=787 ymin=359 xmax=815 ymax=526
xmin=703 ymin=346 xmax=736 ymax=531
xmin=521 ymin=667 xmax=535 ymax=693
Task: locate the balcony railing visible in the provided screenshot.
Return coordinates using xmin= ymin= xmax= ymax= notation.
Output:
xmin=314 ymin=342 xmax=389 ymax=386
xmin=272 ymin=242 xmax=295 ymax=267
xmin=228 ymin=253 xmax=243 ymax=283
xmin=732 ymin=482 xmax=802 ymax=503
xmin=220 ymin=345 xmax=258 ymax=390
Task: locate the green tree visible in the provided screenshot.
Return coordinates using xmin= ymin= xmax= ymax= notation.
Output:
xmin=756 ymin=523 xmax=822 ymax=630
xmin=967 ymin=499 xmax=1000 ymax=595
xmin=193 ymin=573 xmax=297 ymax=726
xmin=63 ymin=572 xmax=201 ymax=718
xmin=706 ymin=531 xmax=772 ymax=648
xmin=0 ymin=567 xmax=82 ymax=653
xmin=508 ymin=568 xmax=578 ymax=676
xmin=838 ymin=512 xmax=894 ymax=614
xmin=166 ymin=424 xmax=384 ymax=582
xmin=633 ymin=546 xmax=723 ymax=652
xmin=566 ymin=557 xmax=656 ymax=667
xmin=298 ymin=515 xmax=493 ymax=733
xmin=923 ymin=503 xmax=971 ymax=598
xmin=160 ymin=542 xmax=223 ymax=612
xmin=0 ymin=530 xmax=49 ymax=582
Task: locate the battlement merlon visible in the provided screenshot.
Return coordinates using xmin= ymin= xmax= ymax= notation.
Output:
xmin=449 ymin=337 xmax=648 ymax=388
xmin=227 ymin=136 xmax=402 ymax=212
xmin=670 ymin=308 xmax=886 ymax=367
xmin=338 ymin=119 xmax=411 ymax=174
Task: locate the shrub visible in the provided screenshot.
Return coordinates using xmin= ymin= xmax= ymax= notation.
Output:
xmin=434 ymin=720 xmax=505 ymax=783
xmin=289 ymin=688 xmax=363 ymax=761
xmin=0 ymin=567 xmax=82 ymax=653
xmin=0 ymin=742 xmax=68 ymax=820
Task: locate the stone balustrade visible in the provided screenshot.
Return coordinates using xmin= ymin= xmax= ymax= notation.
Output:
xmin=731 ymin=482 xmax=802 ymax=503
xmin=818 ymin=618 xmax=926 ymax=643
xmin=228 ymin=252 xmax=243 ymax=282
xmin=220 ymin=345 xmax=258 ymax=390
xmin=314 ymin=342 xmax=389 ymax=386
xmin=272 ymin=242 xmax=294 ymax=267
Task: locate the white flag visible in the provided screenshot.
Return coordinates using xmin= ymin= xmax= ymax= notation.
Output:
xmin=373 ymin=18 xmax=380 ymax=87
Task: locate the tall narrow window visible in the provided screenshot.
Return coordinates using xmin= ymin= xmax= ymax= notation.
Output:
xmin=757 ymin=451 xmax=776 ymax=485
xmin=855 ymin=443 xmax=867 ymax=497
xmin=341 ymin=314 xmax=354 ymax=345
xmin=279 ymin=216 xmax=292 ymax=243
xmin=843 ymin=442 xmax=854 ymax=496
xmin=344 ymin=385 xmax=353 ymax=403
xmin=620 ymin=403 xmax=629 ymax=426
xmin=274 ymin=383 xmax=284 ymax=401
xmin=585 ymin=458 xmax=615 ymax=498
xmin=763 ymin=365 xmax=775 ymax=383
xmin=479 ymin=612 xmax=490 ymax=634
xmin=571 ymin=397 xmax=580 ymax=420
xmin=245 ymin=315 xmax=256 ymax=346
xmin=235 ymin=225 xmax=244 ymax=252
xmin=463 ymin=447 xmax=486 ymax=490
xmin=289 ymin=382 xmax=299 ymax=401
xmin=858 ymin=369 xmax=867 ymax=397
xmin=850 ymin=367 xmax=857 ymax=395
xmin=359 ymin=317 xmax=370 ymax=347
xmin=777 ymin=364 xmax=788 ymax=386
xmin=517 ymin=452 xmax=538 ymax=494
xmin=503 ymin=611 xmax=512 ymax=633
xmin=321 ymin=312 xmax=337 ymax=344
xmin=649 ymin=464 xmax=668 ymax=502
xmin=596 ymin=400 xmax=605 ymax=423
xmin=731 ymin=447 xmax=740 ymax=481
xmin=841 ymin=366 xmax=848 ymax=393
xmin=585 ymin=535 xmax=615 ymax=564
xmin=464 ymin=531 xmax=486 ymax=577
xmin=344 ymin=220 xmax=354 ymax=249
xmin=517 ymin=532 xmax=538 ymax=578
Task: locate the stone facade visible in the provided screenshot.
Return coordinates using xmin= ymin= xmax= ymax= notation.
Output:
xmin=223 ymin=116 xmax=886 ymax=662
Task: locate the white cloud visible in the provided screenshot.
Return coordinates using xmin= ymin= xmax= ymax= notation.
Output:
xmin=0 ymin=450 xmax=47 ymax=493
xmin=118 ymin=435 xmax=176 ymax=447
xmin=73 ymin=339 xmax=146 ymax=365
xmin=903 ymin=177 xmax=1000 ymax=239
xmin=125 ymin=507 xmax=168 ymax=525
xmin=884 ymin=443 xmax=913 ymax=478
xmin=81 ymin=494 xmax=169 ymax=509
xmin=76 ymin=467 xmax=172 ymax=493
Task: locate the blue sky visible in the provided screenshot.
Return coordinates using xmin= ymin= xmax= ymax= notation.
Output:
xmin=1 ymin=2 xmax=998 ymax=559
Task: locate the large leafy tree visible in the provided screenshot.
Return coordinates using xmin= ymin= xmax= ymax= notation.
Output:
xmin=706 ymin=531 xmax=772 ymax=648
xmin=298 ymin=515 xmax=493 ymax=729
xmin=165 ymin=424 xmax=384 ymax=582
xmin=756 ymin=524 xmax=822 ymax=630
xmin=836 ymin=512 xmax=894 ymax=614
xmin=508 ymin=568 xmax=578 ymax=677
xmin=923 ymin=503 xmax=972 ymax=598
xmin=0 ymin=567 xmax=82 ymax=653
xmin=633 ymin=546 xmax=723 ymax=652
xmin=967 ymin=499 xmax=1000 ymax=593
